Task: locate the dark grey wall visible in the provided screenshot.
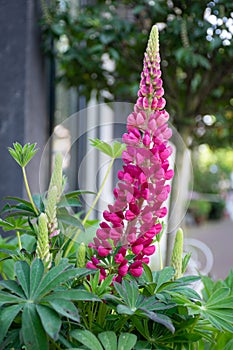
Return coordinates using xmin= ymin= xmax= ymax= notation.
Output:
xmin=0 ymin=0 xmax=50 ymax=209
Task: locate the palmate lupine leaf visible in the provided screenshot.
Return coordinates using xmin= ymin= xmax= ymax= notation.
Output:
xmin=14 ymin=260 xmax=30 ymax=298
xmin=8 ymin=142 xmax=38 ymax=168
xmin=31 ymin=260 xmax=88 ymax=299
xmin=43 ymin=289 xmax=101 ymax=302
xmin=29 ymin=258 xmax=45 ymax=297
xmin=0 ymin=217 xmax=33 ymax=234
xmin=154 ymin=266 xmax=175 ymax=292
xmin=70 ymin=330 xmax=137 ymax=350
xmin=1 ymin=197 xmax=37 ymax=227
xmin=21 ymin=303 xmax=48 ymax=350
xmin=0 ymin=259 xmax=100 ymax=347
xmin=0 ymin=280 xmax=26 ymax=298
xmin=90 ymin=138 xmax=126 ymax=159
xmin=104 ymin=279 xmax=175 ymax=333
xmin=188 ymin=287 xmax=233 ymax=332
xmin=48 ymin=299 xmax=80 ymax=322
xmin=36 ymin=304 xmax=61 ymax=340
xmin=0 ymin=304 xmax=24 ymax=344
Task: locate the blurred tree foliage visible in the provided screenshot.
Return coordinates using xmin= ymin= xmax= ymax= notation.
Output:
xmin=41 ymin=0 xmax=233 ymax=146
xmin=193 ymin=145 xmax=233 ymax=194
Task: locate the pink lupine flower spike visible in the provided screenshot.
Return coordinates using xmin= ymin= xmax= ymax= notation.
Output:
xmin=87 ymin=25 xmax=174 ymax=281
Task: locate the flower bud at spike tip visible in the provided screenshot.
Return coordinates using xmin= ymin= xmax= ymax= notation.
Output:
xmin=170 ymin=228 xmax=184 ymax=279
xmin=48 ymin=153 xmax=63 ymax=201
xmin=147 ymin=25 xmax=159 ymax=54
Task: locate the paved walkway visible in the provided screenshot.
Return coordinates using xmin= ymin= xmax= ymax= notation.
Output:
xmin=185 ymin=219 xmax=233 ymax=280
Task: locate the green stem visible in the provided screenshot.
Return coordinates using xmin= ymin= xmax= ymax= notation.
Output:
xmin=16 ymin=231 xmax=22 ymax=250
xmin=158 ymin=241 xmax=163 ymax=270
xmin=64 ymin=158 xmax=115 ymax=257
xmin=82 ymin=158 xmax=115 ymax=226
xmin=22 ymin=167 xmax=39 ymax=215
xmin=50 ymin=338 xmax=62 ymax=350
xmin=1 ymin=272 xmax=7 ymax=280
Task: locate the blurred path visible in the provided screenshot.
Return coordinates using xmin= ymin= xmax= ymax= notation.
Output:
xmin=185 ymin=219 xmax=233 ymax=280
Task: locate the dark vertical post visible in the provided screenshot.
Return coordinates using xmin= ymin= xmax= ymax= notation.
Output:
xmin=0 ymin=0 xmax=50 ymax=210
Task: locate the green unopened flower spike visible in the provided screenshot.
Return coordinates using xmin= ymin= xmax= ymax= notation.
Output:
xmin=45 ymin=185 xmax=60 ymax=238
xmin=76 ymin=242 xmax=86 ymax=268
xmin=147 ymin=24 xmax=159 ymax=54
xmin=48 ymin=153 xmax=63 ymax=202
xmin=36 ymin=213 xmax=52 ymax=269
xmin=170 ymin=228 xmax=184 ymax=279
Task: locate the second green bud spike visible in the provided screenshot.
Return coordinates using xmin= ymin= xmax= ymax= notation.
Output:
xmin=170 ymin=228 xmax=184 ymax=279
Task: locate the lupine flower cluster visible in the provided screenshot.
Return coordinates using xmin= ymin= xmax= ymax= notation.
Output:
xmin=87 ymin=25 xmax=174 ymax=282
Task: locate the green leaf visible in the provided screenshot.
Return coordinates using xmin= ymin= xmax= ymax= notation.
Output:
xmin=0 ymin=248 xmax=17 ymax=256
xmin=30 ymin=259 xmax=44 ymax=298
xmin=57 ymin=196 xmax=82 ymax=208
xmin=98 ymin=331 xmax=117 ymax=350
xmin=224 ymin=339 xmax=233 ymax=350
xmin=89 ymin=138 xmax=113 ymax=157
xmin=22 ymin=303 xmax=48 ymax=350
xmin=0 ymin=216 xmax=33 ymax=232
xmin=141 ymin=309 xmax=175 ymax=333
xmin=57 ymin=211 xmax=84 ymax=228
xmin=33 ymin=263 xmax=79 ymax=299
xmin=117 ymin=333 xmax=137 ymax=350
xmin=14 ymin=261 xmax=30 ymax=298
xmin=0 ymin=218 xmax=14 ymax=230
xmin=89 ymin=139 xmax=125 ymax=159
xmin=155 ymin=266 xmax=175 ymax=292
xmin=208 ymin=309 xmax=233 ymax=323
xmin=36 ymin=304 xmax=61 ymax=340
xmin=64 ymin=190 xmax=96 ymax=199
xmin=3 ymin=196 xmax=35 ymax=210
xmin=49 ymin=299 xmax=80 ymax=322
xmin=114 ymin=280 xmax=137 ymax=309
xmin=225 ymin=270 xmax=233 ymax=290
xmin=71 ymin=330 xmax=103 ymax=350
xmin=0 ymin=304 xmax=23 ymax=343
xmin=176 ymin=275 xmax=201 ymax=285
xmin=0 ymin=280 xmax=26 ymax=298
xmin=112 ymin=141 xmax=126 ymax=158
xmin=172 ymin=287 xmax=201 ymax=300
xmin=117 ymin=304 xmax=134 ymax=315
xmin=43 ymin=289 xmax=101 ymax=302
xmin=0 ymin=328 xmax=20 ymax=350
xmin=201 ymin=275 xmax=215 ymax=301
xmin=182 ymin=252 xmax=192 ymax=274
xmin=141 ymin=263 xmax=153 ymax=283
xmin=206 ymin=287 xmax=230 ymax=306
xmin=97 ymin=274 xmax=114 ymax=297
xmin=204 ymin=311 xmax=233 ymax=332
xmin=8 ymin=142 xmax=38 ymax=167
xmin=206 ymin=296 xmax=233 ymax=309
xmin=134 ymin=340 xmax=152 ymax=349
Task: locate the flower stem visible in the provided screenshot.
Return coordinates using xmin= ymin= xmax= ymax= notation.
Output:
xmin=64 ymin=158 xmax=115 ymax=257
xmin=22 ymin=166 xmax=39 ymax=215
xmin=158 ymin=241 xmax=163 ymax=270
xmin=16 ymin=231 xmax=22 ymax=250
xmin=83 ymin=158 xmax=115 ymax=226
